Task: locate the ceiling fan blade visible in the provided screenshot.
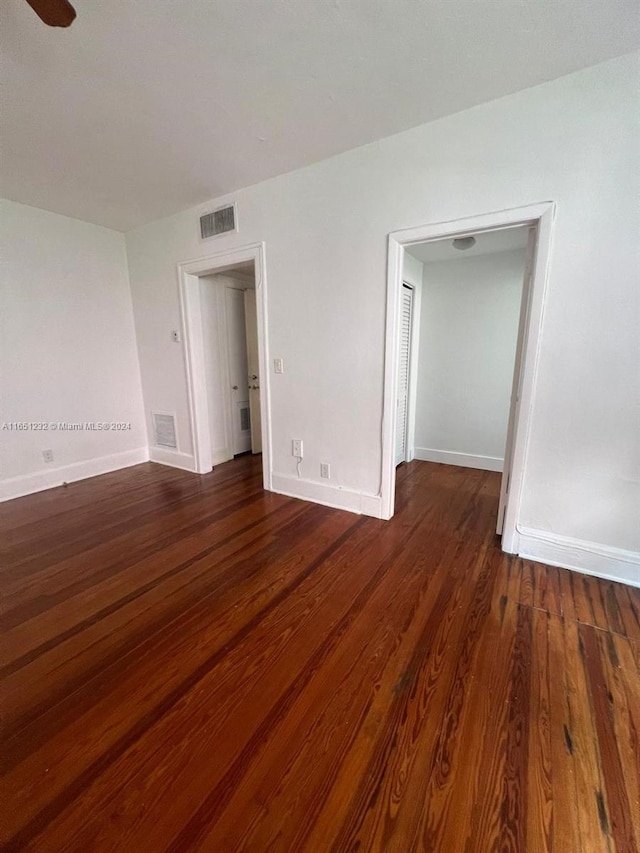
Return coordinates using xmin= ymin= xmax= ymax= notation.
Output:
xmin=24 ymin=0 xmax=76 ymax=27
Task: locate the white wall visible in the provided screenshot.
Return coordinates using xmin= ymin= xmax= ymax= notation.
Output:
xmin=0 ymin=200 xmax=147 ymax=500
xmin=414 ymin=249 xmax=525 ymax=470
xmin=125 ymin=53 xmax=640 ymax=575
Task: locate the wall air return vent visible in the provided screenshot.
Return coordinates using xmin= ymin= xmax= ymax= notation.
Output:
xmin=239 ymin=403 xmax=251 ymax=433
xmin=200 ymin=204 xmax=237 ymax=240
xmin=152 ymin=412 xmax=177 ymax=449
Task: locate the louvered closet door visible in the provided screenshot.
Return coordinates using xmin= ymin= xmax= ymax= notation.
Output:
xmin=395 ymin=284 xmax=414 ymax=466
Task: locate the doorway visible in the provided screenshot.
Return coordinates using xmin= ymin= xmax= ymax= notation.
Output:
xmin=382 ymin=203 xmax=555 ymax=554
xmin=178 ymin=243 xmax=271 ymax=492
xmin=199 ymin=263 xmax=262 ymax=464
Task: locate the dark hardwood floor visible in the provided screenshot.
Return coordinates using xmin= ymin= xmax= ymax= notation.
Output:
xmin=1 ymin=456 xmax=638 ymax=852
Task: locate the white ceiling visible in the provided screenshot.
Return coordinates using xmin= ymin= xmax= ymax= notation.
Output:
xmin=407 ymin=226 xmax=529 ymax=265
xmin=1 ymin=0 xmax=638 ymax=232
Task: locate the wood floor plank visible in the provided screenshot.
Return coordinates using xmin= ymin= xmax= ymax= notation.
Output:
xmin=562 ymin=617 xmax=614 ymax=853
xmin=547 ymin=613 xmax=582 ymax=853
xmin=617 ymin=586 xmax=640 ymax=641
xmin=1 ymin=456 xmax=637 ymax=852
xmin=580 ymin=624 xmax=637 ymax=852
xmin=532 ymin=564 xmax=562 ymax=618
xmin=601 ymin=581 xmax=628 ymax=637
xmin=526 ymin=608 xmax=553 ymax=853
xmin=573 ymin=574 xmax=610 ymax=631
xmin=597 ymin=630 xmax=640 ymax=852
xmin=519 ymin=560 xmax=535 ymax=608
xmin=494 ymin=601 xmax=533 ymax=852
xmin=558 ymin=566 xmax=578 ymax=622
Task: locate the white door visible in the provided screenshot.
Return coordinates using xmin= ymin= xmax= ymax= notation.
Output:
xmin=243 ymin=288 xmax=262 ymax=454
xmin=395 ymin=284 xmax=414 ymax=466
xmin=225 ymin=287 xmax=252 ymax=455
xmin=497 ymin=226 xmax=537 ymax=534
xmin=199 ymin=279 xmax=230 ymax=463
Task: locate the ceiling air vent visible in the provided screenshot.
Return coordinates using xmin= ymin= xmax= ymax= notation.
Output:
xmin=153 ymin=412 xmax=177 ymax=449
xmin=200 ymin=204 xmax=237 ymax=239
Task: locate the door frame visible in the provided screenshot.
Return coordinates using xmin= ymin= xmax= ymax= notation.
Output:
xmin=380 ymin=202 xmax=555 ymax=553
xmin=243 ymin=287 xmax=263 ymax=454
xmin=177 ymin=242 xmax=272 ymax=491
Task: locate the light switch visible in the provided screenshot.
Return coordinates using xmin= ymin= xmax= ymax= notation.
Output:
xmin=274 ymin=358 xmax=284 ymax=374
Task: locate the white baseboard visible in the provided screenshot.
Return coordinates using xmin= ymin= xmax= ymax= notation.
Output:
xmin=271 ymin=473 xmax=383 ymax=519
xmin=0 ymin=447 xmax=149 ymax=502
xmin=413 ymin=447 xmax=503 ymax=472
xmin=149 ymin=446 xmax=197 ymax=472
xmin=518 ymin=527 xmax=640 ymax=588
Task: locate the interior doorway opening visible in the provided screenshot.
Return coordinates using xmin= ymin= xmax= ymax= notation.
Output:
xmin=382 ymin=203 xmax=555 ymax=554
xmin=397 ymin=224 xmax=529 ymax=537
xmin=199 ymin=262 xmax=262 ymax=467
xmin=178 ymin=243 xmax=271 ymax=492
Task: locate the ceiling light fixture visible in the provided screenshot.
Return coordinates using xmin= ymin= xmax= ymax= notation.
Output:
xmin=452 ymin=236 xmax=476 ymax=251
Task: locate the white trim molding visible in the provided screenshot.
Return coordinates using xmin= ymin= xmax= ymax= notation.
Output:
xmin=414 ymin=447 xmax=503 ymax=472
xmin=0 ymin=447 xmax=149 ymax=502
xmin=148 ymin=447 xmax=196 ymax=472
xmin=177 ymin=242 xmax=272 ymax=492
xmin=271 ymin=473 xmax=383 ymax=519
xmin=518 ymin=527 xmax=640 ymax=588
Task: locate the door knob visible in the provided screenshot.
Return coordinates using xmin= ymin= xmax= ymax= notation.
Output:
xmin=232 ymin=385 xmax=238 ymax=390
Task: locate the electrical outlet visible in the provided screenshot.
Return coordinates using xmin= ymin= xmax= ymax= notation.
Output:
xmin=292 ymin=439 xmax=303 ymax=458
xmin=42 ymin=449 xmax=54 ymax=463
xmin=320 ymin=462 xmax=330 ymax=479
xmin=273 ymin=358 xmax=284 ymax=374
